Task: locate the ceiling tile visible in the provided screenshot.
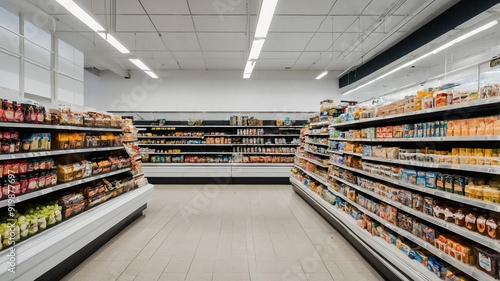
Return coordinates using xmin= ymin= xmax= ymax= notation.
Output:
xmin=116 ymin=15 xmax=156 ymax=32
xmin=150 ymin=15 xmax=195 ymax=32
xmin=161 ymin=33 xmax=201 ymax=51
xmin=178 ymin=59 xmax=206 ymax=69
xmin=132 ymin=51 xmax=173 ymax=59
xmin=193 ymin=16 xmax=246 ymax=32
xmin=259 ymin=52 xmax=302 ymax=59
xmin=205 ymin=59 xmax=245 ymax=70
xmin=304 ymin=33 xmax=342 ymax=52
xmin=270 ymin=16 xmax=325 ymax=33
xmin=188 ymin=0 xmax=247 ymax=15
xmin=116 ymin=0 xmax=146 ymax=14
xmin=264 ymin=33 xmax=311 ymax=52
xmin=362 ymin=0 xmax=403 ymax=15
xmin=171 ymin=51 xmax=204 ymax=59
xmin=153 ymin=59 xmax=179 ymax=69
xmin=274 ymin=0 xmax=336 ymax=15
xmin=300 ymin=51 xmax=343 ymax=59
xmin=198 ymin=33 xmax=247 ymax=51
xmin=140 ymin=0 xmax=190 ymax=14
xmin=203 ymin=51 xmax=244 ymax=59
xmin=255 ymin=59 xmax=296 ymax=70
xmin=394 ymin=0 xmax=432 ymax=16
xmin=318 ymin=16 xmax=358 ymax=33
xmin=332 ymin=0 xmax=373 ymax=15
xmin=134 ymin=33 xmax=167 ymax=51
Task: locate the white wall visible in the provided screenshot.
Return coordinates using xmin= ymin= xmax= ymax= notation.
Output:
xmin=84 ymin=70 xmax=341 ymax=112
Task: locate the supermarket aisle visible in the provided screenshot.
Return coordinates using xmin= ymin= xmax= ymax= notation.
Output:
xmin=62 ymin=185 xmax=384 ymax=281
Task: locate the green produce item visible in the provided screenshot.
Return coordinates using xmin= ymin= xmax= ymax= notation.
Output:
xmin=28 ymin=217 xmax=38 ymax=236
xmin=37 ymin=216 xmax=47 ymax=231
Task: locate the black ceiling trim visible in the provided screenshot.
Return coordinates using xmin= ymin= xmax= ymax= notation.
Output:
xmin=339 ymin=0 xmax=500 ymax=89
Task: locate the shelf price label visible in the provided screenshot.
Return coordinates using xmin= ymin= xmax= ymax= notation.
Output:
xmin=41 ymin=188 xmax=53 ymax=195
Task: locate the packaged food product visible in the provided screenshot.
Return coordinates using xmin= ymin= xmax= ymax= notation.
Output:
xmin=465 ymin=210 xmax=477 ymax=232
xmin=455 ymin=207 xmax=466 ymax=226
xmin=477 ymin=214 xmax=487 ymax=236
xmin=487 ymin=216 xmax=499 ymax=240
xmin=475 ymin=246 xmax=499 ymax=278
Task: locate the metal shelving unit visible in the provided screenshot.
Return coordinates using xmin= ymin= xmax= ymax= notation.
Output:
xmin=304 ymin=140 xmax=329 ymax=147
xmin=329 ymin=161 xmax=500 ymax=212
xmin=328 ymin=149 xmax=363 ymax=157
xmin=330 ymin=174 xmax=500 ymax=252
xmin=295 ymin=154 xmax=330 ymax=168
xmin=303 ymin=149 xmax=330 ymax=157
xmin=320 ymin=179 xmax=496 ymax=281
xmin=0 ymin=122 xmax=122 ymax=132
xmin=362 ymin=156 xmax=500 ymax=175
xmin=136 ymin=125 xmax=303 ymax=128
xmin=330 ymin=97 xmax=500 ymax=129
xmin=0 ymin=184 xmax=154 ymax=281
xmin=329 ymin=136 xmax=500 ymax=142
xmin=0 ymin=146 xmax=124 ymax=160
xmin=0 ymin=168 xmax=132 ymax=208
xmin=290 ymin=178 xmax=443 ymax=281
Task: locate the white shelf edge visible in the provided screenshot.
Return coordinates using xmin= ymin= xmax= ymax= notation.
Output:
xmin=0 ymin=146 xmax=124 ymax=160
xmin=329 ymin=162 xmax=500 ymax=212
xmin=0 ymin=184 xmax=154 ymax=281
xmin=330 ymin=97 xmax=500 ymax=128
xmin=362 ymin=156 xmax=500 ymax=175
xmin=327 ymin=149 xmax=362 ymax=157
xmin=299 ymin=177 xmax=496 ymax=281
xmin=138 ymin=143 xmax=298 ymax=147
xmin=0 ymin=168 xmax=132 ymax=208
xmin=304 ymin=141 xmax=329 ymax=147
xmin=0 ymin=122 xmax=122 ymax=132
xmin=136 ymin=125 xmax=303 ymax=128
xmin=303 ymin=149 xmax=330 ymax=157
xmin=290 ymin=178 xmax=442 ymax=281
xmin=295 ymin=154 xmax=331 ymax=168
xmin=329 ymin=136 xmax=500 ymax=142
xmin=330 ymin=174 xmax=500 ymax=252
xmin=294 ymin=165 xmax=330 ymax=186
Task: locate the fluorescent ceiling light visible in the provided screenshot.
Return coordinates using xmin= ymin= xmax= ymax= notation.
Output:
xmin=56 ymin=0 xmax=104 ymax=32
xmin=243 ymin=61 xmax=255 ymax=79
xmin=56 ymin=0 xmax=130 ymax=54
xmin=145 ymin=71 xmax=158 ymax=79
xmin=242 ymin=0 xmax=278 ymax=78
xmin=98 ymin=32 xmax=130 ymax=54
xmin=255 ymin=0 xmax=279 ymax=38
xmin=129 ymin=58 xmax=150 ymax=71
xmin=249 ymin=39 xmax=265 ymax=60
xmin=342 ymin=19 xmax=499 ymax=95
xmin=315 ymin=71 xmax=328 ymax=80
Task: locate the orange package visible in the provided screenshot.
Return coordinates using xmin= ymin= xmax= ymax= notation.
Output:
xmin=494 ymin=117 xmax=500 ymax=135
xmin=477 ymin=118 xmax=486 ymax=135
xmin=469 ymin=118 xmax=479 ymax=136
xmin=454 ymin=120 xmax=462 ymax=137
xmin=485 ymin=117 xmax=495 ymax=135
xmin=461 ymin=119 xmax=469 ymax=137
xmin=447 ymin=121 xmax=454 ymax=137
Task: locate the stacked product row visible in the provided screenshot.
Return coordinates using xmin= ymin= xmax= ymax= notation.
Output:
xmin=336 ymin=85 xmax=499 ymax=123
xmin=291 ymin=169 xmax=471 ymax=280
xmin=334 ymin=115 xmax=500 ymax=140
xmin=148 ymin=154 xmax=294 ymax=164
xmin=0 ymin=100 xmax=124 ymax=128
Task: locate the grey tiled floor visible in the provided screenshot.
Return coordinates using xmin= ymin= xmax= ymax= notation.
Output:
xmin=62 ymin=185 xmax=384 ymax=281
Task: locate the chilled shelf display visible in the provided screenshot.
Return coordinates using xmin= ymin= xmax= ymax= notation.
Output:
xmin=291 ymin=78 xmax=500 ymax=281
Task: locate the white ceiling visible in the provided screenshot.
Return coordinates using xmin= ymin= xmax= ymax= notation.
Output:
xmin=15 ymin=0 xmax=463 ymax=75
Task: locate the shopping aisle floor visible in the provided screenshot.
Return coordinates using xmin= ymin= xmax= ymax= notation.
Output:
xmin=62 ymin=185 xmax=384 ymax=281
